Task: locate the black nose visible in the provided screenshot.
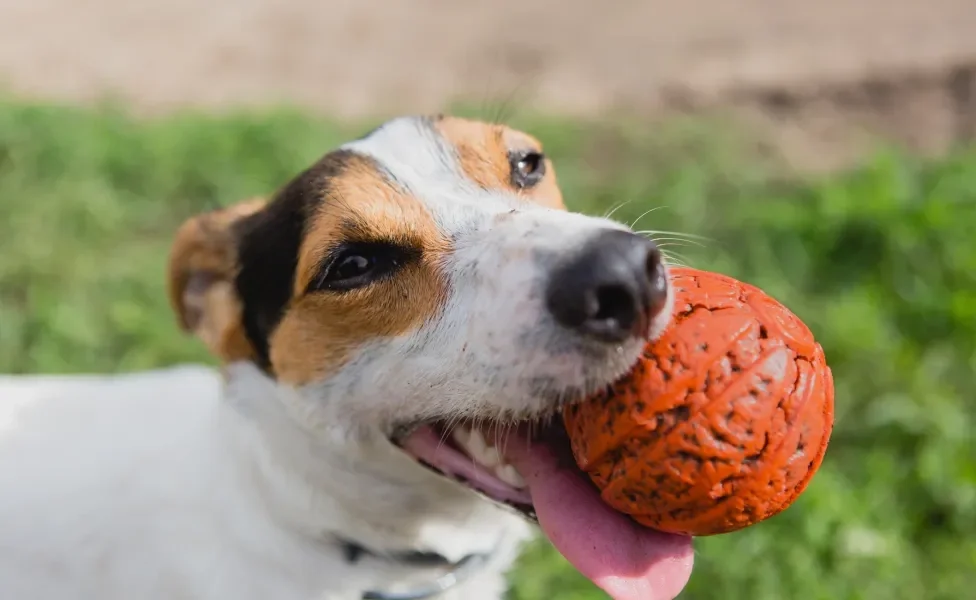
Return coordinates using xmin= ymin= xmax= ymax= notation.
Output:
xmin=545 ymin=230 xmax=668 ymax=343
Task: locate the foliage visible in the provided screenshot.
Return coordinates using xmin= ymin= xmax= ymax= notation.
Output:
xmin=1 ymin=102 xmax=973 ymax=599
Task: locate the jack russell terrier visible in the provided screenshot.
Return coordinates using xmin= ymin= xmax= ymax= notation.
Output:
xmin=0 ymin=115 xmax=695 ymax=600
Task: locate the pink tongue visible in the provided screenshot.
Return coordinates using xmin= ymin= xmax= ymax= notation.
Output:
xmin=503 ymin=434 xmax=694 ymax=600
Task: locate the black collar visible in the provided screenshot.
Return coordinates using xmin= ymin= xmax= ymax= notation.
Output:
xmin=337 ymin=538 xmax=494 ymax=600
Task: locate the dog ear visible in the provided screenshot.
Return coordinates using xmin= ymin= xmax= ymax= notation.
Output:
xmin=166 ymin=199 xmax=266 ymax=363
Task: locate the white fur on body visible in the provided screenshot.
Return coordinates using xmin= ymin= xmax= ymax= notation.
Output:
xmin=0 ymin=365 xmax=530 ymax=600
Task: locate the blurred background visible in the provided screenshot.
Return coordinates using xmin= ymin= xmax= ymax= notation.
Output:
xmin=0 ymin=1 xmax=974 ymax=598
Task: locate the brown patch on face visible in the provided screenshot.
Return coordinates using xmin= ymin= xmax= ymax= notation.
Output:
xmin=436 ymin=117 xmax=510 ymax=191
xmin=435 ymin=116 xmax=566 ymax=210
xmin=167 ymin=198 xmax=266 ymax=363
xmin=269 ymin=156 xmax=452 ymax=386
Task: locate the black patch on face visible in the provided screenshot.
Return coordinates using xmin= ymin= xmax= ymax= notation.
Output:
xmin=232 ymin=149 xmax=358 ymax=369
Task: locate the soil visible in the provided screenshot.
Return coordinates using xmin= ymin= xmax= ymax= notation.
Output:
xmin=0 ymin=0 xmax=974 ymax=170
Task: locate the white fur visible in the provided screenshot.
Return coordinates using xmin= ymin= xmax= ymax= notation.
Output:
xmin=0 ymin=365 xmax=529 ymax=600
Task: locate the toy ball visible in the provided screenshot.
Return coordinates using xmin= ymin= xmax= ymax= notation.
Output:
xmin=564 ymin=267 xmax=834 ymax=536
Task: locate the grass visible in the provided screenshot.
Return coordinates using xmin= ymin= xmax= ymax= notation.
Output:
xmin=1 ymin=100 xmax=974 ymax=599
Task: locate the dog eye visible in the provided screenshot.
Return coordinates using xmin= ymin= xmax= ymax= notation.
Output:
xmin=312 ymin=243 xmax=408 ymax=292
xmin=333 ymin=254 xmax=373 ymax=281
xmin=510 ymin=151 xmax=546 ymax=189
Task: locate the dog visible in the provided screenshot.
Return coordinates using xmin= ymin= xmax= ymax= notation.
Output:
xmin=0 ymin=115 xmax=695 ymax=600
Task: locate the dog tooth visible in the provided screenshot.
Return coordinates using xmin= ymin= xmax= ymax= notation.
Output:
xmin=496 ymin=464 xmax=526 ymax=488
xmin=466 ymin=429 xmax=489 ymax=461
xmin=479 ymin=445 xmax=502 ymax=468
xmin=452 ymin=426 xmax=472 ymax=449
xmin=452 ymin=427 xmax=503 ymax=468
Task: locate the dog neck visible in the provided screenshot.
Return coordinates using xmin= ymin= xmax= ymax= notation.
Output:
xmin=214 ymin=362 xmax=530 ymax=565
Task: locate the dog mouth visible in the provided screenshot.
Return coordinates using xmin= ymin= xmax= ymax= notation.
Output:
xmin=394 ymin=415 xmax=695 ymax=600
xmin=395 ymin=419 xmax=557 ymax=521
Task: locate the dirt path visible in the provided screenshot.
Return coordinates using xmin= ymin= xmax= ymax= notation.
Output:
xmin=1 ymin=0 xmax=974 ymax=168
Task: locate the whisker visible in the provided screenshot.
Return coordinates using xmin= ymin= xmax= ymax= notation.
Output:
xmin=655 ymin=242 xmax=697 ymax=252
xmin=488 ymin=75 xmax=534 ymax=125
xmin=644 ymin=235 xmax=705 ymax=246
xmin=603 ymin=200 xmax=632 ymax=221
xmin=437 ymin=415 xmax=462 ymax=449
xmin=497 ymin=420 xmax=515 ymax=458
xmin=479 ymin=63 xmax=499 ymax=124
xmin=629 ymin=206 xmax=668 ymax=230
xmin=660 ymin=250 xmax=693 ymax=268
xmin=647 ymin=238 xmax=703 ymax=249
xmin=633 ymin=229 xmax=713 ymax=242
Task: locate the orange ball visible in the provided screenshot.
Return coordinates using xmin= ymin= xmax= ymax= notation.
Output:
xmin=563 ymin=267 xmax=834 ymax=536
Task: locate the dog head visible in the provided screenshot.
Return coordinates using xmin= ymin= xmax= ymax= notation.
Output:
xmin=167 ymin=114 xmax=673 ymax=516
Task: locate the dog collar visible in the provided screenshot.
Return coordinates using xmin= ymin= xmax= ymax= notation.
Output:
xmin=338 ymin=538 xmax=494 ymax=600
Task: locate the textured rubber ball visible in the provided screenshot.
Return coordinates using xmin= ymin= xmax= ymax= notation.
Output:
xmin=563 ymin=267 xmax=835 ymax=536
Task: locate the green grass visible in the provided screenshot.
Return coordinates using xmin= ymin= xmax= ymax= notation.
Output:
xmin=1 ymin=100 xmax=974 ymax=599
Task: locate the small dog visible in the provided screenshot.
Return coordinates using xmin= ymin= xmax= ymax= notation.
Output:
xmin=0 ymin=116 xmax=694 ymax=600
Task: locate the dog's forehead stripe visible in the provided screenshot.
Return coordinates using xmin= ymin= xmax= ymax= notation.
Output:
xmin=341 ymin=117 xmax=468 ymax=194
